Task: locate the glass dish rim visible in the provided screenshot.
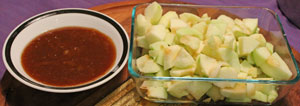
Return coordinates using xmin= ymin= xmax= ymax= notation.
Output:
xmin=128 ymin=3 xmax=300 ymax=85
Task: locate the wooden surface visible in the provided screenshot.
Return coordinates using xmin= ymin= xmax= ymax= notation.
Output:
xmin=0 ymin=0 xmax=300 ymax=106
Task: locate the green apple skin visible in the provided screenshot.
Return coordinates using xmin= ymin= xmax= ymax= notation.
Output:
xmin=186 ymin=81 xmax=212 ymax=100
xmin=206 ymin=86 xmax=225 ymax=102
xmin=136 ymin=14 xmax=152 ymax=36
xmin=238 ymin=36 xmax=260 ymax=56
xmin=136 ymin=55 xmax=162 ymax=73
xmin=144 ymin=1 xmax=162 ymax=25
xmin=146 ymin=25 xmax=168 ymax=44
xmin=252 ymin=47 xmax=271 ymax=66
xmin=159 ymin=11 xmax=179 ymax=28
xmin=147 ymin=87 xmax=168 ymax=99
xmin=260 ymin=53 xmax=292 ymax=80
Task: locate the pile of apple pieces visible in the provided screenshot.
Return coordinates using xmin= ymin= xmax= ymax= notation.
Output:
xmin=135 ymin=2 xmax=292 ymax=103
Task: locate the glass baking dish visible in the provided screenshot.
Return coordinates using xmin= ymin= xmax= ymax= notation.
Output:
xmin=128 ymin=3 xmax=300 ymax=105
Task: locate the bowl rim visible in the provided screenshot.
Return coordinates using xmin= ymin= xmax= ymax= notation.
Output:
xmin=128 ymin=3 xmax=300 ymax=85
xmin=2 ymin=8 xmax=129 ymax=93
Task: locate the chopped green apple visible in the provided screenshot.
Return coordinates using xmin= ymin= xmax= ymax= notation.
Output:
xmin=238 ymin=37 xmax=260 ymax=56
xmin=251 ymin=91 xmax=267 ymax=102
xmin=140 ymin=80 xmax=164 ymax=89
xmin=206 ymin=86 xmax=225 ymax=102
xmin=220 ymin=83 xmax=247 ymax=99
xmin=252 ymin=47 xmax=271 ymax=66
xmin=164 ymin=32 xmax=176 ymax=45
xmin=136 ymin=14 xmax=152 ymax=36
xmin=266 ymin=42 xmax=274 ymax=53
xmin=246 ymin=83 xmax=256 ymax=97
xmin=260 ymin=52 xmax=292 ymax=80
xmin=174 ymin=48 xmax=195 ymax=68
xmin=214 ymin=67 xmax=238 ymax=88
xmin=243 ymin=18 xmax=258 ymax=34
xmin=222 ymin=35 xmax=236 ymax=50
xmin=192 ymin=22 xmax=207 ymax=36
xmin=159 ymin=11 xmax=179 ymax=28
xmin=247 ymin=54 xmax=255 ymax=65
xmin=250 ymin=34 xmax=266 ymax=47
xmin=217 ymin=15 xmax=235 ymax=29
xmin=237 ymin=72 xmax=248 ymax=79
xmin=186 ymin=81 xmax=212 ymax=100
xmin=147 ymin=87 xmax=168 ymax=99
xmin=205 ymin=19 xmax=227 ymax=40
xmin=136 ymin=36 xmax=149 ymax=49
xmin=234 ymin=19 xmax=251 ymax=35
xmin=179 ymin=13 xmax=202 ymax=25
xmin=164 ymin=45 xmax=181 ymax=70
xmin=170 ymin=65 xmax=196 ymax=77
xmin=170 ymin=19 xmax=189 ymax=32
xmin=240 ymin=60 xmax=252 ymax=73
xmin=255 ymin=84 xmax=276 ymax=95
xmin=156 ymin=69 xmax=170 ymax=77
xmin=268 ymin=90 xmax=278 ymax=103
xmin=167 ymin=81 xmax=190 ymax=98
xmin=176 ymin=27 xmax=204 ymax=40
xmin=201 ymin=36 xmax=222 ymax=60
xmin=146 ymin=25 xmax=168 ymax=44
xmin=149 ymin=41 xmax=168 ymax=65
xmin=137 ymin=55 xmax=162 ymax=73
xmin=144 ymin=1 xmax=162 ymax=24
xmin=218 ymin=48 xmax=240 ymax=70
xmin=196 ymin=54 xmax=218 ymax=76
xmin=179 ymin=35 xmax=201 ymax=52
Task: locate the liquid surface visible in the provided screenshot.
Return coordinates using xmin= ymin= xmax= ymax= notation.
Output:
xmin=21 ymin=26 xmax=116 ymax=87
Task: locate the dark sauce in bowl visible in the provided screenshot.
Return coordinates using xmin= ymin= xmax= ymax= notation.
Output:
xmin=21 ymin=26 xmax=116 ymax=87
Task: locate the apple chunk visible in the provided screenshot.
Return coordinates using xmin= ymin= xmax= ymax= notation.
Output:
xmin=238 ymin=37 xmax=260 ymax=56
xmin=144 ymin=1 xmax=162 ymax=24
xmin=164 ymin=45 xmax=181 ymax=70
xmin=135 ymin=14 xmax=152 ymax=36
xmin=136 ymin=55 xmax=162 ymax=73
xmin=147 ymin=87 xmax=168 ymax=99
xmin=186 ymin=81 xmax=212 ymax=100
xmin=260 ymin=53 xmax=292 ymax=80
xmin=196 ymin=54 xmax=218 ymax=76
xmin=159 ymin=11 xmax=179 ymax=28
xmin=146 ymin=25 xmax=168 ymax=44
